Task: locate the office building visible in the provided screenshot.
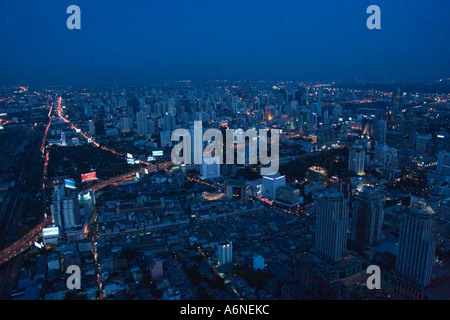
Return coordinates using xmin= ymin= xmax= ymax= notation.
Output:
xmin=88 ymin=119 xmax=95 ymax=136
xmin=396 ymin=202 xmax=437 ymax=288
xmin=314 ymin=188 xmax=349 ymax=262
xmin=200 ymin=158 xmax=221 ymax=179
xmin=374 ymin=120 xmax=387 ymax=145
xmin=261 ymin=174 xmax=286 ymax=200
xmin=438 ymin=151 xmax=450 ymax=176
xmin=253 ymin=254 xmax=265 ymax=271
xmin=351 ymin=189 xmax=384 ymax=249
xmin=348 ymin=145 xmax=365 ymax=175
xmin=217 ymin=241 xmax=233 ymax=266
xmin=62 ymin=193 xmax=80 ymax=229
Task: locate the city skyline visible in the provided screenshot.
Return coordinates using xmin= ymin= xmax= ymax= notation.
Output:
xmin=0 ymin=0 xmax=449 ymax=305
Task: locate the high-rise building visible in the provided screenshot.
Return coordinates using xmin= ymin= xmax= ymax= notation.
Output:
xmin=264 ymin=105 xmax=276 ymax=121
xmin=437 ymin=151 xmax=450 ymax=176
xmin=62 ymin=193 xmax=80 ymax=229
xmin=307 ymin=166 xmax=327 ymax=182
xmin=396 ymin=202 xmax=437 ymax=288
xmin=50 ymin=181 xmax=65 ymax=228
xmin=348 ymin=145 xmax=365 ymax=175
xmin=314 ymin=188 xmax=349 ymax=262
xmin=136 ymin=111 xmax=149 ymax=136
xmin=351 ymin=189 xmax=384 ymax=250
xmin=120 ymin=115 xmax=131 ymax=133
xmin=374 ymin=120 xmax=387 ymax=145
xmin=200 ymin=159 xmax=220 ymax=179
xmin=383 ymin=147 xmax=398 ymax=170
xmin=217 ymin=241 xmax=233 ymax=266
xmin=414 ymin=134 xmax=433 ymax=156
xmin=253 ymin=254 xmax=265 ymax=271
xmin=61 ymin=131 xmax=67 ymax=147
xmin=88 ymin=119 xmax=96 ymax=136
xmin=435 ymin=132 xmax=450 ymax=154
xmin=362 ymin=118 xmax=375 ymax=138
xmin=261 ymin=174 xmax=286 ymax=200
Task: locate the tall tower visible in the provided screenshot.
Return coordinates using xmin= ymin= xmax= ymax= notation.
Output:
xmin=50 ymin=181 xmax=65 ymax=228
xmin=351 ymin=189 xmax=384 ymax=250
xmin=88 ymin=119 xmax=96 ymax=136
xmin=396 ymin=202 xmax=437 ymax=288
xmin=136 ymin=111 xmax=149 ymax=136
xmin=348 ymin=145 xmax=365 ymax=175
xmin=200 ymin=158 xmax=220 ymax=179
xmin=314 ymin=188 xmax=349 ymax=262
xmin=62 ymin=193 xmax=80 ymax=229
xmin=61 ymin=131 xmax=67 ymax=147
xmin=437 ymin=150 xmax=450 ymax=175
xmin=217 ymin=241 xmax=233 ymax=266
xmin=374 ymin=120 xmax=387 ymax=146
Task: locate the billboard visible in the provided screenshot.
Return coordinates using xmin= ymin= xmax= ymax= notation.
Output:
xmin=127 ymin=158 xmax=135 ymax=165
xmin=81 ymin=172 xmax=98 ymax=182
xmin=43 ymin=227 xmax=59 ymax=237
xmin=152 ymin=150 xmax=163 ymax=157
xmin=126 ymin=153 xmax=133 ymax=159
xmin=64 ymin=179 xmax=76 ymax=189
xmin=147 ymin=156 xmax=156 ymax=162
xmin=43 ymin=227 xmax=59 ymax=245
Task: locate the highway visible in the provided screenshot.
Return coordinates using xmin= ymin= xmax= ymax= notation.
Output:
xmin=0 ymin=96 xmax=173 ymax=267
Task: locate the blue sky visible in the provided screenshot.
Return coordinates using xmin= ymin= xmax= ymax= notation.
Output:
xmin=0 ymin=0 xmax=449 ymax=85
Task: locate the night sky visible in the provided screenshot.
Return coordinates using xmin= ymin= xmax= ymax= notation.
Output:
xmin=0 ymin=0 xmax=449 ymax=85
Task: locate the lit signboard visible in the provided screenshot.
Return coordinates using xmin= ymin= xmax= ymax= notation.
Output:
xmin=127 ymin=158 xmax=135 ymax=165
xmin=43 ymin=227 xmax=59 ymax=237
xmin=43 ymin=227 xmax=59 ymax=245
xmin=152 ymin=150 xmax=163 ymax=157
xmin=127 ymin=153 xmax=133 ymax=159
xmin=147 ymin=156 xmax=156 ymax=162
xmin=64 ymin=179 xmax=76 ymax=189
xmin=81 ymin=172 xmax=98 ymax=182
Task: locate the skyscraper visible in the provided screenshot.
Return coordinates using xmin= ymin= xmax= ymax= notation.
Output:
xmin=351 ymin=189 xmax=384 ymax=250
xmin=382 ymin=146 xmax=398 ymax=176
xmin=200 ymin=159 xmax=221 ymax=179
xmin=348 ymin=145 xmax=365 ymax=175
xmin=261 ymin=174 xmax=286 ymax=200
xmin=136 ymin=111 xmax=149 ymax=136
xmin=314 ymin=188 xmax=349 ymax=262
xmin=217 ymin=241 xmax=233 ymax=266
xmin=396 ymin=202 xmax=437 ymax=288
xmin=50 ymin=181 xmax=65 ymax=228
xmin=437 ymin=150 xmax=450 ymax=175
xmin=253 ymin=254 xmax=265 ymax=271
xmin=374 ymin=120 xmax=387 ymax=146
xmin=414 ymin=134 xmax=433 ymax=156
xmin=61 ymin=131 xmax=67 ymax=147
xmin=120 ymin=115 xmax=131 ymax=133
xmin=88 ymin=119 xmax=96 ymax=136
xmin=62 ymin=193 xmax=80 ymax=229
